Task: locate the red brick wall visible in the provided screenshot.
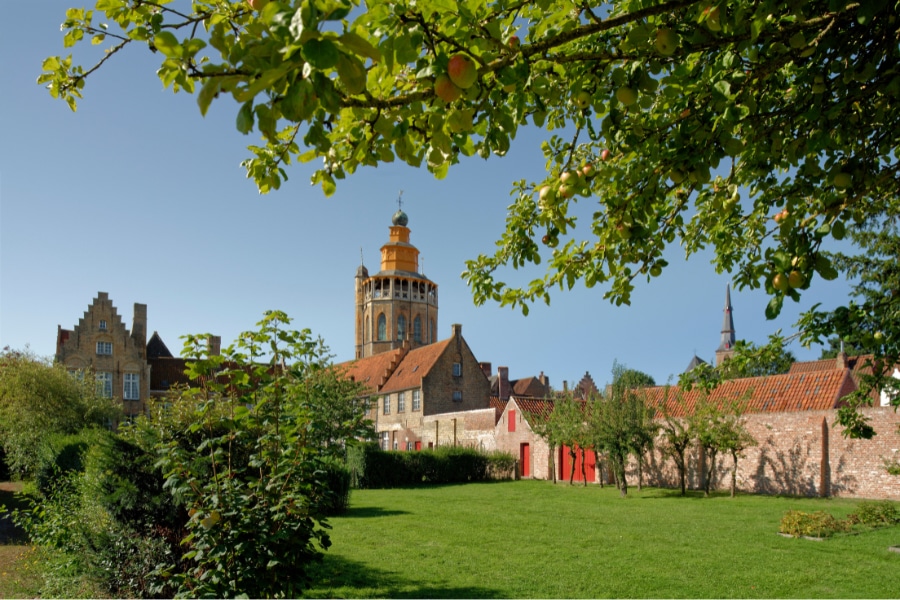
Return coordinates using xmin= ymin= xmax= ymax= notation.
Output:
xmin=640 ymin=407 xmax=900 ymax=499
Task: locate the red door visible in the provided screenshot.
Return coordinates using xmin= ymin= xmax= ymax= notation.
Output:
xmin=560 ymin=445 xmax=596 ymax=482
xmin=415 ymin=441 xmax=422 ymax=451
xmin=520 ymin=443 xmax=530 ymax=477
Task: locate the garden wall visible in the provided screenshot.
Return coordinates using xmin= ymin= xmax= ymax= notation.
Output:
xmin=640 ymin=407 xmax=900 ymax=499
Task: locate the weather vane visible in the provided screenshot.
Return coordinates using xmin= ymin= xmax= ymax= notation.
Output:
xmin=398 ymin=190 xmax=404 ymax=211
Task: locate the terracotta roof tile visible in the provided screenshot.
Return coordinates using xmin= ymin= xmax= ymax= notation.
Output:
xmin=336 ymin=348 xmax=406 ymax=395
xmin=642 ymin=370 xmax=854 ymax=417
xmin=380 ymin=339 xmax=452 ymax=393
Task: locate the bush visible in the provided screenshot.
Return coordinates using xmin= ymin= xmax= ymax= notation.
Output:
xmin=779 ymin=510 xmax=844 ymax=538
xmin=849 ymin=500 xmax=900 ymax=527
xmin=347 ymin=444 xmax=516 ymax=488
xmin=316 ymin=459 xmax=352 ymax=516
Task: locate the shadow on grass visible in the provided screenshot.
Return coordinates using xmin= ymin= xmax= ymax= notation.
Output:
xmin=0 ymin=483 xmax=29 ymax=544
xmin=339 ymin=506 xmax=410 ymax=519
xmin=305 ymin=553 xmax=504 ymax=599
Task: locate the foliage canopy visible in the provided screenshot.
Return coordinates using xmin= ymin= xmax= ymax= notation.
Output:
xmin=41 ymin=0 xmax=899 ymax=432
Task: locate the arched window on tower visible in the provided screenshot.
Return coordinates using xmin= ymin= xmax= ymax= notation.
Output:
xmin=413 ymin=316 xmax=422 ymax=342
xmin=377 ymin=313 xmax=386 ymax=341
xmin=429 ymin=318 xmax=435 ymax=343
xmin=397 ymin=315 xmax=407 ymax=341
xmin=365 ymin=315 xmax=369 ymax=343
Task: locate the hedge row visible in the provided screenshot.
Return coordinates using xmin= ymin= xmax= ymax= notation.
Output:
xmin=347 ymin=443 xmax=516 ymax=489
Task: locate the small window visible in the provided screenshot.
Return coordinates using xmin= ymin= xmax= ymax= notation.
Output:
xmin=398 ymin=391 xmax=406 ymax=412
xmin=95 ymin=372 xmax=113 ymax=398
xmin=96 ymin=341 xmax=113 ymax=355
xmin=377 ymin=314 xmax=386 ymax=341
xmin=452 ymin=390 xmax=462 ymax=402
xmin=412 ymin=389 xmax=421 ymax=411
xmin=381 ymin=431 xmax=390 ymax=450
xmin=452 ymin=362 xmax=462 ymax=377
xmin=406 ymin=441 xmax=414 ymax=451
xmin=99 ymin=320 xmax=107 ymax=330
xmin=383 ymin=395 xmax=391 ymax=415
xmin=413 ymin=316 xmax=422 ymax=342
xmin=397 ymin=315 xmax=407 ymax=341
xmin=124 ymin=373 xmax=140 ymax=400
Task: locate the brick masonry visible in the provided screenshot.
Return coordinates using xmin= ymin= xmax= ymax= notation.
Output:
xmin=638 ymin=407 xmax=900 ymax=499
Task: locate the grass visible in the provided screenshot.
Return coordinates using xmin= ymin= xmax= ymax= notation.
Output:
xmin=0 ymin=482 xmax=42 ymax=599
xmin=305 ymin=480 xmax=900 ymax=598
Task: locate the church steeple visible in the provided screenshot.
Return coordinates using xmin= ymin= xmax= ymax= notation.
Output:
xmin=354 ymin=208 xmax=438 ymax=359
xmin=715 ymin=284 xmax=736 ymax=366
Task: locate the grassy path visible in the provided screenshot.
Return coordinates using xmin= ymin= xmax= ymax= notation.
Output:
xmin=0 ymin=482 xmax=41 ymax=598
xmin=306 ymin=481 xmax=900 ymax=598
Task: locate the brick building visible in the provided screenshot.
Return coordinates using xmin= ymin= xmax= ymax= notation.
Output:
xmin=56 ymin=292 xmax=151 ymax=418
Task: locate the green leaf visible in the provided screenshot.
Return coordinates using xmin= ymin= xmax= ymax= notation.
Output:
xmin=765 ymin=296 xmax=783 ymax=320
xmin=336 ymin=54 xmax=367 ymax=95
xmin=154 ymin=31 xmax=181 ymax=58
xmin=302 ymin=39 xmax=340 ymax=70
xmin=197 ymin=78 xmax=222 ymax=117
xmin=236 ymin=101 xmax=254 ymax=135
xmin=339 ymin=31 xmax=381 ymax=62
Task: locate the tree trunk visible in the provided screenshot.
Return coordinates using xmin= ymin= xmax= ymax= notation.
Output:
xmin=548 ymin=443 xmax=557 ymax=484
xmin=636 ymin=454 xmax=643 ymax=492
xmin=568 ymin=448 xmax=577 ymax=485
xmin=704 ymin=450 xmax=717 ymax=497
xmin=730 ymin=450 xmax=738 ymax=498
xmin=580 ymin=447 xmax=587 ymax=487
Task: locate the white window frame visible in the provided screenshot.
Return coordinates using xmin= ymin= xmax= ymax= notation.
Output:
xmin=412 ymin=389 xmax=421 ymax=411
xmin=398 ymin=391 xmax=406 ymax=412
xmin=383 ymin=395 xmax=391 ymax=415
xmin=99 ymin=319 xmax=107 ymax=330
xmin=380 ymin=431 xmax=390 ymax=450
xmin=96 ymin=371 xmax=113 ymax=398
xmin=96 ymin=341 xmax=113 ymax=355
xmin=124 ymin=373 xmax=140 ymax=400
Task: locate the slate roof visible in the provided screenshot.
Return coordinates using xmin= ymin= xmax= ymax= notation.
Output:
xmin=147 ymin=331 xmax=174 ymax=359
xmin=641 ymin=369 xmax=856 ymax=417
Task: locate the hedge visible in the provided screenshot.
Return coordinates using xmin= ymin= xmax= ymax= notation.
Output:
xmin=347 ymin=443 xmax=516 ymax=489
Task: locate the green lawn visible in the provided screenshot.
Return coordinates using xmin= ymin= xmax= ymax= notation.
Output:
xmin=305 ymin=481 xmax=900 ymax=598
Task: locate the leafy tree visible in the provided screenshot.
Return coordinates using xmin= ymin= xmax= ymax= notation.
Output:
xmin=41 ymin=1 xmax=899 ymax=441
xmin=680 ymin=331 xmax=796 ymax=393
xmin=818 ymin=337 xmax=867 ymax=360
xmin=628 ymin=391 xmax=658 ymax=491
xmin=548 ymin=393 xmax=589 ymax=485
xmin=690 ymin=398 xmax=725 ymax=497
xmin=658 ymin=399 xmax=694 ymax=496
xmin=716 ymin=404 xmax=757 ymax=497
xmin=619 ymin=368 xmax=656 ymax=388
xmin=41 ymin=0 xmax=899 ymax=325
xmin=525 ymin=402 xmax=558 ymax=484
xmin=588 ymin=362 xmax=654 ymax=496
xmin=799 ymin=217 xmax=900 ymax=438
xmin=0 ymin=348 xmax=119 ymax=478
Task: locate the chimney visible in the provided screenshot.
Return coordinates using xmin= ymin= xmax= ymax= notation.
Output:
xmin=207 ymin=335 xmax=222 ymax=356
xmin=563 ymin=380 xmax=568 ymax=393
xmin=836 ymin=350 xmax=848 ymax=370
xmin=498 ymin=366 xmax=510 ymax=401
xmin=452 ymin=323 xmax=462 ymax=350
xmin=479 ymin=362 xmax=492 ymax=378
xmin=132 ymin=303 xmax=147 ymax=359
xmin=539 ymin=371 xmax=549 ymax=394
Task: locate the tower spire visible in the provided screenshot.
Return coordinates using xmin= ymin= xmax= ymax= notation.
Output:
xmin=715 ymin=284 xmax=736 ymax=366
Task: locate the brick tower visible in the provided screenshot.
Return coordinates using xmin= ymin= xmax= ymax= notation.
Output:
xmin=355 ymin=209 xmax=438 ymax=358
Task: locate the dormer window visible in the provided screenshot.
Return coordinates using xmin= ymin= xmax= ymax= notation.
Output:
xmin=96 ymin=341 xmax=112 ymax=355
xmin=99 ymin=320 xmax=107 ymax=331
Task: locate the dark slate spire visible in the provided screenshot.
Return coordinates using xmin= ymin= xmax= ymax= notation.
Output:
xmin=717 ymin=284 xmax=735 ymax=352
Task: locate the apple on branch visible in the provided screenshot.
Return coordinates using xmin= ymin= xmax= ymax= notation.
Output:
xmin=447 ymin=54 xmax=477 ymax=89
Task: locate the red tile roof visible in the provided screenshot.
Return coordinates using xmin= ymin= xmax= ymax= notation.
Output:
xmin=381 ymin=339 xmax=452 ymax=393
xmin=642 ymin=369 xmax=855 ymax=417
xmin=514 ymin=396 xmax=555 ymax=426
xmin=335 ymin=338 xmax=453 ymax=395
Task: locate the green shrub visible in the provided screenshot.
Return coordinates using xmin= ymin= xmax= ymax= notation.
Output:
xmin=849 ymin=500 xmax=900 ymax=526
xmin=347 ymin=445 xmax=516 ymax=488
xmin=316 ymin=459 xmax=352 ymax=516
xmin=34 ymin=429 xmax=99 ymax=496
xmin=779 ymin=510 xmax=842 ymax=538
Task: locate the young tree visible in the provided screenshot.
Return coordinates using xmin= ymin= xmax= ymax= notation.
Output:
xmin=40 ymin=1 xmax=899 ymax=342
xmin=588 ymin=363 xmax=653 ymax=496
xmin=0 ymin=348 xmax=119 ymax=478
xmin=658 ymin=403 xmax=694 ymax=496
xmin=716 ymin=404 xmax=757 ymax=497
xmin=548 ymin=393 xmax=589 ymax=485
xmin=629 ymin=390 xmax=659 ymax=492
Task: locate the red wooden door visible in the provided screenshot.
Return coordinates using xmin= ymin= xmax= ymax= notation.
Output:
xmin=560 ymin=445 xmax=596 ymax=482
xmin=520 ymin=443 xmax=530 ymax=477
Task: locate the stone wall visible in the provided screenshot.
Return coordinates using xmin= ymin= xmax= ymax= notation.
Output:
xmin=422 ymin=408 xmax=499 ymax=450
xmin=639 ymin=407 xmax=900 ymax=500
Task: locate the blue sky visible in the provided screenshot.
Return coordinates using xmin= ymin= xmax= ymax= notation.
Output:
xmin=1 ymin=2 xmax=854 ymax=389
